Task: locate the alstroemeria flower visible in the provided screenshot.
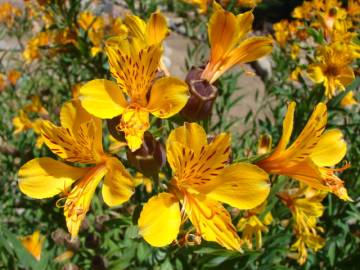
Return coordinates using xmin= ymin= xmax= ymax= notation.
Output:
xmin=79 ymin=38 xmax=189 ymax=151
xmin=278 ymin=186 xmax=326 ymax=265
xmin=308 ymin=44 xmax=355 ymax=99
xmin=201 ymin=3 xmax=273 ymax=83
xmin=18 ymin=101 xmax=134 ymax=238
xmin=138 ymin=123 xmax=270 ymax=250
xmin=257 ymin=102 xmax=350 ymax=200
xmin=20 ymin=230 xmax=44 ymax=261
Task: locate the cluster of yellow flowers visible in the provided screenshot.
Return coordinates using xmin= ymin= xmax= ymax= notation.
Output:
xmin=21 ymin=1 xmax=129 ymax=62
xmin=182 ymin=0 xmax=262 ymax=13
xmin=273 ymin=0 xmax=360 ymax=100
xmin=13 ymin=1 xmax=353 ymax=265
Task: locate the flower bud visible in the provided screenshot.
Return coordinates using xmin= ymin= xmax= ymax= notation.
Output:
xmin=107 ymin=115 xmax=125 ymax=142
xmin=126 ymin=132 xmax=165 ymax=177
xmin=180 ymin=67 xmax=218 ymax=121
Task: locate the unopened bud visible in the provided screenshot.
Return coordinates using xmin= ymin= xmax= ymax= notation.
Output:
xmin=127 ymin=132 xmax=165 ymax=177
xmin=180 ymin=67 xmax=218 ymax=121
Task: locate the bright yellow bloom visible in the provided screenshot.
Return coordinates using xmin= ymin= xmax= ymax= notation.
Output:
xmin=78 ymin=11 xmax=105 ymax=56
xmin=279 ymin=186 xmax=326 ymax=265
xmin=341 ymin=91 xmax=358 ymax=107
xmin=12 ymin=96 xmax=48 ymax=147
xmin=23 ymin=32 xmax=51 ymax=62
xmin=181 ymin=0 xmax=210 ymax=14
xmin=20 ymin=230 xmax=44 ymax=261
xmin=237 ymin=201 xmax=272 ymax=249
xmin=138 ymin=123 xmax=270 ymax=250
xmin=80 ymin=38 xmax=189 ymax=151
xmin=18 ymin=101 xmax=134 ymax=239
xmin=7 ymin=69 xmax=21 ymax=86
xmin=201 ymin=3 xmax=273 ymax=83
xmin=308 ymin=44 xmax=355 ymax=98
xmin=290 ymin=66 xmax=302 ymax=81
xmin=273 ymin=20 xmax=290 ymax=48
xmin=257 ymin=102 xmax=350 ymax=200
xmin=0 ymin=2 xmax=21 ymax=27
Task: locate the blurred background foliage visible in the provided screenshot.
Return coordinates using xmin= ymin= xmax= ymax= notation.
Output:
xmin=0 ymin=0 xmax=359 ymax=269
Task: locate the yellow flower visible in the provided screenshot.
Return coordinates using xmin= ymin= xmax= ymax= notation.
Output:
xmin=256 ymin=102 xmax=350 ymax=200
xmin=308 ymin=44 xmax=355 ymax=98
xmin=18 ymin=101 xmax=134 ymax=238
xmin=279 ymin=186 xmax=326 ymax=265
xmin=23 ymin=32 xmax=52 ymax=62
xmin=12 ymin=110 xmax=34 ymax=134
xmin=20 ymin=230 xmax=44 ymax=261
xmin=290 ymin=43 xmax=300 ymax=60
xmin=237 ymin=201 xmax=272 ymax=249
xmin=7 ymin=69 xmax=21 ymax=86
xmin=78 ymin=11 xmax=105 ymax=56
xmin=273 ymin=20 xmax=289 ymax=48
xmin=0 ymin=2 xmax=21 ymax=27
xmin=290 ymin=66 xmax=302 ymax=81
xmin=23 ymin=96 xmax=48 ymax=115
xmin=341 ymin=91 xmax=358 ymax=107
xmin=138 ymin=123 xmax=270 ymax=250
xmin=181 ymin=0 xmax=210 ymax=14
xmin=201 ymin=3 xmax=273 ymax=83
xmin=79 ymin=39 xmax=189 ymax=151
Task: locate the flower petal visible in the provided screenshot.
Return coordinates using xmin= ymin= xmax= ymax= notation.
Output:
xmin=18 ymin=158 xmax=87 ymax=199
xmin=147 ymin=77 xmax=189 ymax=118
xmin=185 ymin=194 xmax=241 ymax=251
xmin=226 ymin=36 xmax=273 ymax=64
xmin=102 ymin=157 xmax=134 ymax=207
xmin=338 ymin=65 xmax=355 ymax=87
xmin=146 ymin=11 xmax=168 ymax=45
xmin=166 ymin=122 xmax=207 ymax=155
xmin=60 ymin=100 xmax=103 ymax=155
xmin=138 ymin=192 xmax=181 ymax=247
xmin=310 ymin=129 xmax=347 ymax=167
xmin=272 ymin=101 xmax=296 ymax=156
xmin=64 ymin=165 xmax=108 ymax=239
xmin=208 ymin=5 xmax=238 ymax=64
xmin=79 ymin=79 xmax=127 ymax=119
xmin=307 ymin=64 xmax=325 ymax=83
xmin=283 ymin=103 xmax=327 ymax=166
xmin=199 ymin=163 xmax=270 ymax=209
xmin=41 ymin=119 xmax=100 ymax=164
xmin=124 ymin=14 xmax=146 ymax=41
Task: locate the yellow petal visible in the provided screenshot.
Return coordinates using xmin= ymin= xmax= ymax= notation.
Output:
xmin=64 ymin=165 xmax=108 ymax=239
xmin=208 ymin=6 xmax=238 ymax=64
xmin=147 ymin=77 xmax=189 ymax=118
xmin=226 ymin=36 xmax=273 ymax=64
xmin=120 ymin=108 xmax=149 ymax=151
xmin=60 ymin=100 xmax=103 ymax=154
xmin=138 ymin=192 xmax=181 ymax=247
xmin=272 ymin=102 xmax=296 ymax=156
xmin=106 ymin=43 xmax=162 ymax=104
xmin=41 ymin=119 xmax=100 ymax=164
xmin=338 ymin=65 xmax=355 ymax=88
xmin=283 ymin=103 xmax=327 ymax=166
xmin=166 ymin=122 xmax=207 ymax=156
xmin=185 ymin=194 xmax=241 ymax=251
xmin=199 ymin=163 xmax=270 ymax=209
xmin=102 ymin=157 xmax=134 ymax=207
xmin=79 ymin=79 xmax=128 ymax=119
xmin=310 ymin=129 xmax=347 ymax=167
xmin=124 ymin=14 xmax=146 ymax=41
xmin=146 ymin=11 xmax=168 ymax=45
xmin=20 ymin=230 xmax=44 ymax=261
xmin=18 ymin=158 xmax=87 ymax=199
xmin=307 ymin=64 xmax=325 ymax=83
xmin=236 ymin=11 xmax=254 ymax=41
